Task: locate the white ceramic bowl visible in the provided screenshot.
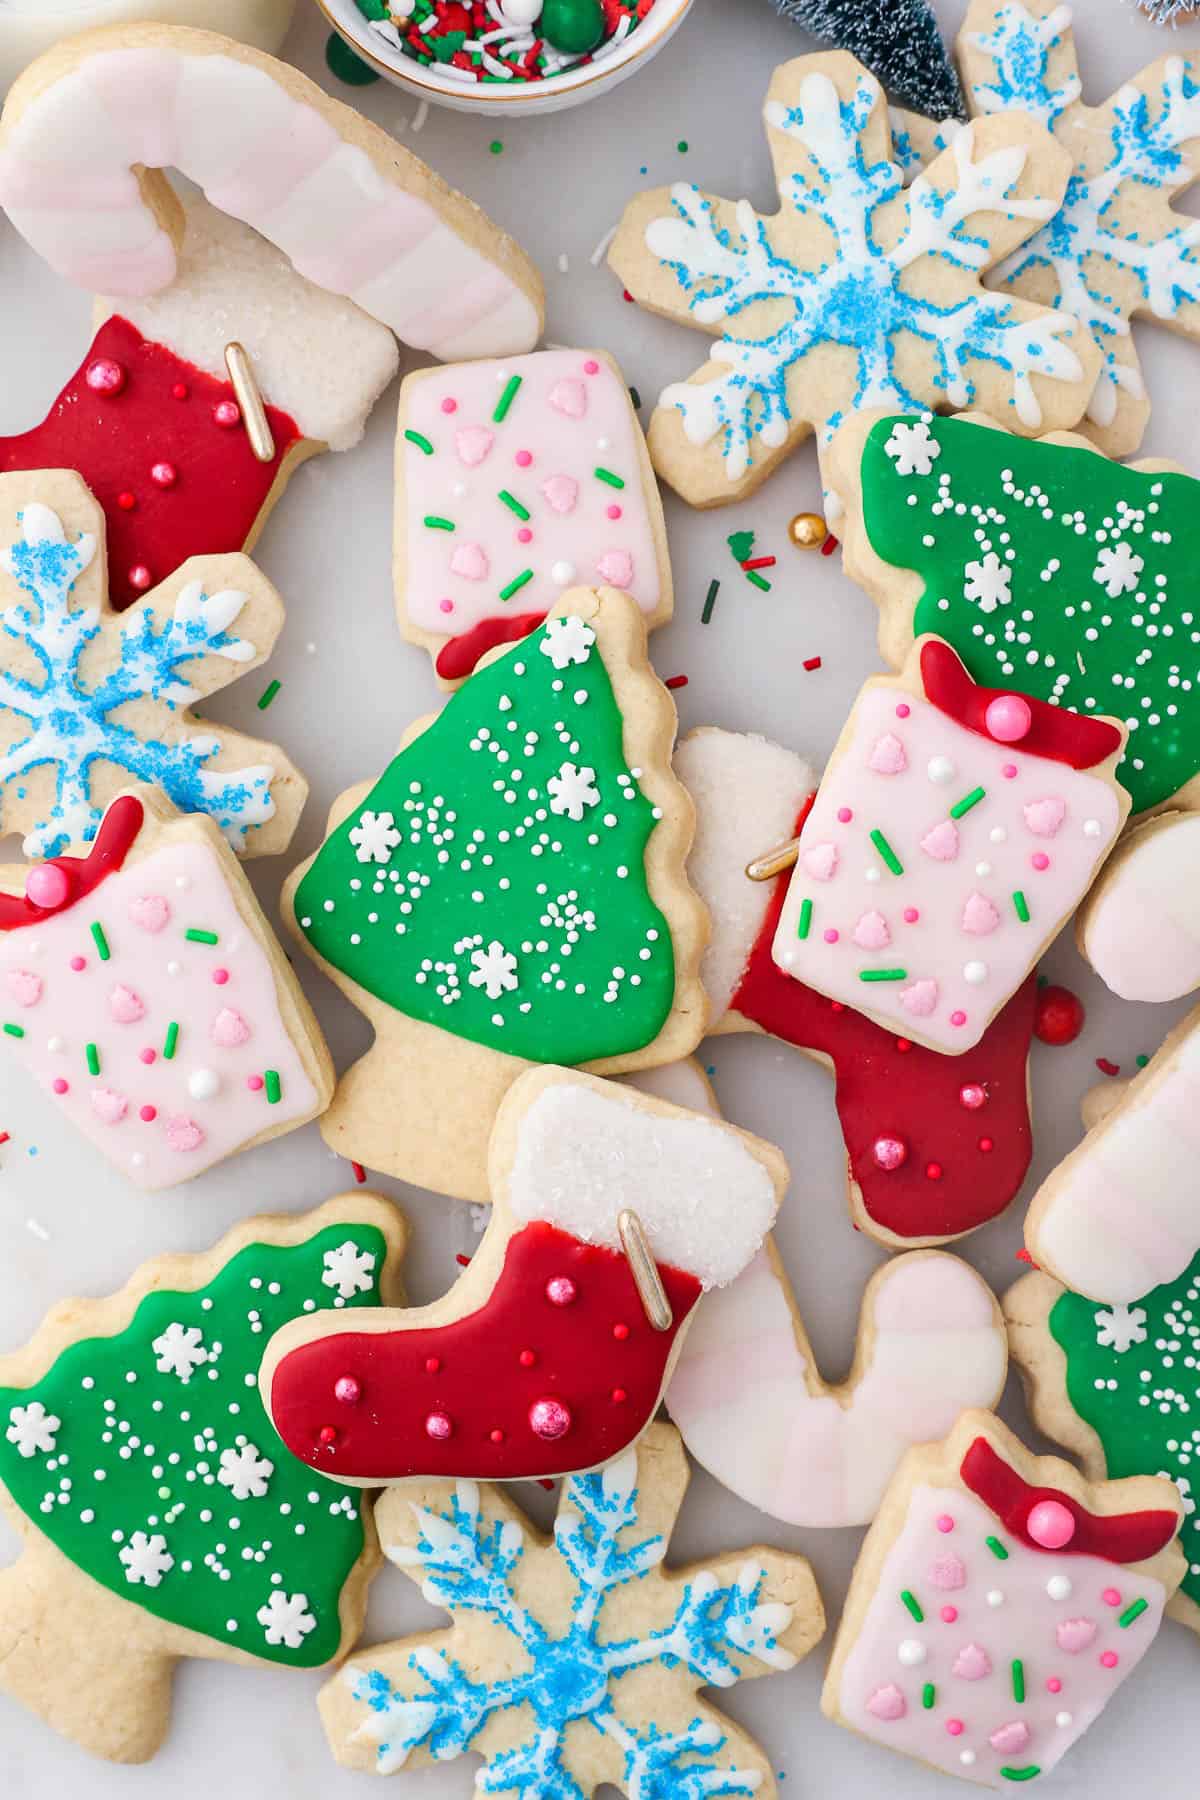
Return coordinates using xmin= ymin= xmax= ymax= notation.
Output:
xmin=314 ymin=0 xmax=694 ymax=116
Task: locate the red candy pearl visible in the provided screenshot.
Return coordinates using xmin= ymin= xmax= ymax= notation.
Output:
xmin=519 ymin=1348 xmax=537 ymax=1367
xmin=959 ymin=1083 xmax=987 ymax=1110
xmin=546 ymin=1276 xmax=576 ymax=1306
xmin=117 ymin=491 xmax=136 ymax=512
xmin=213 ymin=400 xmax=241 ymax=429
xmin=612 ymin=1322 xmax=630 ymax=1341
xmin=872 ymin=1135 xmax=907 ymax=1171
xmin=128 ymin=565 xmax=152 ymax=592
xmin=490 ymin=1427 xmax=505 ymax=1443
xmin=925 ymin=1161 xmax=944 ymax=1181
xmin=529 ymin=1397 xmax=572 ymax=1440
xmin=1034 ymin=984 xmax=1085 ymax=1046
xmin=612 ymin=1387 xmax=627 ymax=1403
xmin=425 ymin=1411 xmax=453 ymax=1440
xmin=425 ymin=1356 xmax=441 ymax=1374
xmin=318 ymin=1424 xmax=338 ymax=1446
xmin=334 ymin=1376 xmax=361 ymax=1404
xmin=85 ymin=357 xmax=126 ymax=396
xmin=25 ymin=863 xmax=70 ymax=909
xmin=150 ymin=461 xmax=178 ymax=488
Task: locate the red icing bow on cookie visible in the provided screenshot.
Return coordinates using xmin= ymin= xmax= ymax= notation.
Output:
xmin=0 ymin=795 xmax=144 ymax=933
xmin=961 ymin=1437 xmax=1179 ymax=1564
xmin=920 ymin=639 xmax=1123 ymax=770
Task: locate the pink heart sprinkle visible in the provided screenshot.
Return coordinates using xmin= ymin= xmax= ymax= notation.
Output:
xmin=866 ymin=1684 xmax=906 ymax=1721
xmin=454 ymin=426 xmax=494 ymax=467
xmin=549 ymin=378 xmax=587 ymax=418
xmin=541 ymin=473 xmax=579 ymax=515
xmin=920 ymin=820 xmax=960 ymax=862
xmin=900 ymin=978 xmax=939 ymax=1017
xmin=90 ymin=1087 xmax=128 ymax=1125
xmin=803 ymin=842 xmax=839 ymax=882
xmin=164 ymin=1115 xmax=205 ymax=1153
xmin=961 ymin=890 xmax=1000 ymax=936
xmin=868 ymin=732 xmax=907 ymax=775
xmin=853 ymin=909 xmax=891 ymax=951
xmin=990 ymin=1722 xmax=1031 ymax=1755
xmin=5 ymin=969 xmax=43 ymax=1007
xmin=928 ymin=1552 xmax=966 ymax=1591
xmin=211 ymin=1007 xmax=251 ymax=1049
xmin=1024 ymin=796 xmax=1067 ymax=838
xmin=952 ymin=1643 xmax=992 ymax=1682
xmin=128 ymin=893 xmax=170 ymax=933
xmin=1056 ymin=1617 xmax=1098 ymax=1654
xmin=596 ymin=549 xmax=634 ymax=588
xmin=450 ymin=542 xmax=489 ymax=581
xmin=109 ymin=984 xmax=146 ymax=1024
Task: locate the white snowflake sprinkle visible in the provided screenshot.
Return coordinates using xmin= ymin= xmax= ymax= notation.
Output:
xmin=1093 ymin=541 xmax=1145 ymax=599
xmin=885 ymin=419 xmax=941 ymax=477
xmin=1094 ymin=1303 xmax=1148 ymax=1354
xmin=963 ymin=551 xmax=1012 ymax=613
xmin=349 ymin=809 xmax=402 ymax=866
xmin=321 ymin=1240 xmax=377 ymax=1302
xmin=6 ymin=1399 xmax=60 ymax=1458
xmin=119 ymin=1530 xmax=174 ymax=1587
xmin=469 ymin=940 xmax=520 ymax=1000
xmin=257 ymin=1589 xmax=316 ymax=1648
xmin=546 ymin=762 xmax=601 ymax=822
xmin=217 ymin=1441 xmax=275 ymax=1501
xmin=151 ymin=1322 xmax=209 ymax=1383
xmin=539 ymin=615 xmax=595 ymax=670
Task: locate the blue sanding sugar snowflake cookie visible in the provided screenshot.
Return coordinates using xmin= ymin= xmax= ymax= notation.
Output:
xmin=608 ymin=50 xmax=1101 ymax=510
xmin=320 ymin=1423 xmax=825 ymax=1797
xmin=959 ymin=0 xmax=1200 ymax=456
xmin=0 ymin=471 xmax=305 ymax=859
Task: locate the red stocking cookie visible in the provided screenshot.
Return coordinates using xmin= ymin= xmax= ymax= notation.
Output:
xmin=261 ymin=1065 xmax=786 ymax=1484
xmin=676 ymin=726 xmax=1036 ymax=1248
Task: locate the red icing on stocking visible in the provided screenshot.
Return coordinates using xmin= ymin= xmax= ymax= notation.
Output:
xmin=960 ymin=1436 xmax=1179 ymax=1563
xmin=0 ymin=793 xmax=143 ymax=931
xmin=269 ymin=1221 xmax=702 ymax=1481
xmin=730 ymin=805 xmax=1035 ymax=1241
xmin=920 ymin=639 xmax=1123 ymax=769
xmin=0 ymin=316 xmax=301 ymax=611
xmin=434 ymin=609 xmax=549 ymax=682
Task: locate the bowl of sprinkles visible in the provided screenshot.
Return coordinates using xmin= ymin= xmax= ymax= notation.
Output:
xmin=318 ymin=0 xmax=693 ymax=113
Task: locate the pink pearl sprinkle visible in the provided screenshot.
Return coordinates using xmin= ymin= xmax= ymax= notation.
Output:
xmin=441 ymin=397 xmax=457 ymax=414
xmin=936 ymin=1514 xmax=955 ymax=1534
xmin=895 ymin=703 xmax=911 ymax=719
xmin=213 ymin=400 xmax=241 ymax=429
xmin=517 ymin=527 xmax=533 ymax=543
xmin=946 ymin=1720 xmax=964 ymax=1737
xmin=1046 ymin=1678 xmax=1062 ymax=1694
xmin=212 ymin=968 xmax=230 ymax=985
xmin=425 ymin=1411 xmax=453 ymax=1441
xmin=606 ymin=504 xmax=622 ymax=520
xmin=1028 ymin=1498 xmax=1076 ymax=1550
xmin=26 ymin=863 xmax=70 ymax=909
xmin=985 ymin=693 xmax=1033 ymax=743
xmin=1002 ymin=763 xmax=1018 ymax=780
xmin=439 ymin=598 xmax=455 ymax=614
xmin=837 ymin=806 xmax=853 ymax=823
xmin=546 ymin=1276 xmax=577 ymax=1306
xmin=140 ymin=1048 xmax=156 ymax=1065
xmin=1031 ymin=851 xmax=1050 ymax=871
xmin=583 ymin=359 xmax=600 ymax=375
xmin=872 ymin=1135 xmax=907 ymax=1171
xmin=1102 ymin=1587 xmax=1122 ymax=1607
xmin=69 ymin=955 xmax=86 ymax=972
xmin=139 ymin=1104 xmax=157 ymax=1122
xmin=941 ymin=1606 xmax=958 ymax=1623
xmin=515 ymin=449 xmax=533 ymax=467
xmin=959 ymin=1083 xmax=987 ymax=1110
xmin=529 ymin=1397 xmax=572 ymax=1440
xmin=903 ymin=907 xmax=919 ymax=923
xmin=52 ymin=1078 xmax=68 ymax=1095
xmin=150 ymin=461 xmax=177 ymax=489
xmin=334 ymin=1376 xmax=361 ymax=1404
xmin=86 ymin=356 xmax=126 ymax=396
xmin=247 ymin=1074 xmax=264 ymax=1091
xmin=823 ymin=928 xmax=840 ymax=944
xmin=950 ymin=1009 xmax=968 ymax=1027
xmin=1101 ymin=1651 xmax=1118 ymax=1669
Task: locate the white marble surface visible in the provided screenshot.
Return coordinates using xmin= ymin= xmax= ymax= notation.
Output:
xmin=0 ymin=0 xmax=1198 ymax=1792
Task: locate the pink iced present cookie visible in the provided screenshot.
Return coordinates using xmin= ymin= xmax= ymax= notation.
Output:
xmin=0 ymin=786 xmax=332 ymax=1189
xmin=395 ymin=350 xmax=671 ymax=685
xmin=823 ymin=1410 xmax=1185 ymax=1788
xmin=771 ymin=638 xmax=1128 ymax=1053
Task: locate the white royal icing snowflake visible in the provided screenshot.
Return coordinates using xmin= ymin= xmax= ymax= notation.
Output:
xmin=257 ymin=1589 xmax=317 ymax=1648
xmin=884 ymin=418 xmax=941 ymax=477
xmin=1092 ymin=541 xmax=1145 ymax=599
xmin=468 ymin=940 xmax=520 ymax=1000
xmin=546 ymin=761 xmax=601 ymax=822
xmin=151 ymin=1321 xmax=209 ymax=1382
xmin=1094 ymin=1303 xmax=1148 ymax=1354
xmin=348 ymin=808 xmax=402 ymax=866
xmin=217 ymin=1441 xmax=275 ymax=1501
xmin=119 ymin=1529 xmax=175 ymax=1587
xmin=5 ymin=1399 xmax=60 ymax=1459
xmin=963 ymin=551 xmax=1012 ymax=613
xmin=321 ymin=1239 xmax=378 ymax=1302
xmin=539 ymin=614 xmax=595 ymax=670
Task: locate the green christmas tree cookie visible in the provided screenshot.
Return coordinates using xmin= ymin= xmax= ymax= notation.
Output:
xmin=284 ymin=588 xmax=708 ymax=1205
xmin=0 ymin=1194 xmax=405 ymax=1763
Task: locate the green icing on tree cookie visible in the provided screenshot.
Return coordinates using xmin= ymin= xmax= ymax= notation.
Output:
xmin=860 ymin=413 xmax=1200 ymax=813
xmin=1049 ymin=1256 xmax=1200 ymax=1613
xmin=294 ymin=613 xmax=675 ymax=1063
xmin=0 ymin=1222 xmax=386 ymax=1666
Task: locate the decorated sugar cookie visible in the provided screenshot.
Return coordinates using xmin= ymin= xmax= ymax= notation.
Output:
xmin=2 ymin=195 xmax=398 ymax=613
xmin=263 ymin=1065 xmax=784 ymax=1484
xmin=0 ymin=24 xmax=542 ymax=358
xmin=0 ymin=787 xmax=332 ymax=1189
xmin=1007 ymin=1260 xmax=1200 ymax=1638
xmin=0 ymin=1195 xmax=405 ymax=1763
xmin=822 ymin=1411 xmax=1185 ymax=1788
xmin=771 ymin=638 xmax=1127 ymax=1054
xmin=284 ymin=587 xmax=707 ymax=1204
xmin=320 ymin=1422 xmax=824 ymax=1796
xmin=395 ymin=350 xmax=671 ymax=685
xmin=959 ymin=0 xmax=1200 ymax=456
xmin=676 ymin=726 xmax=1037 ymax=1247
xmin=1076 ymin=810 xmax=1200 ymax=1003
xmin=668 ymin=1246 xmax=1007 ymax=1529
xmin=1024 ymin=1002 xmax=1200 ymax=1304
xmin=0 ymin=472 xmax=304 ymax=858
xmin=607 ymin=50 xmax=1100 ymax=509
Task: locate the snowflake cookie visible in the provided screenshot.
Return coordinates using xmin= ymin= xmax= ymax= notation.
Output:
xmin=0 ymin=1194 xmax=406 ymax=1763
xmin=1008 ymin=1258 xmax=1200 ymax=1641
xmin=0 ymin=786 xmax=332 ymax=1188
xmin=675 ymin=726 xmax=1038 ymax=1247
xmin=770 ymin=637 xmax=1128 ymax=1054
xmin=395 ymin=350 xmax=672 ymax=685
xmin=320 ymin=1421 xmax=824 ymax=1795
xmin=958 ymin=0 xmax=1200 ymax=457
xmin=823 ymin=1410 xmax=1185 ymax=1787
xmin=283 ymin=587 xmax=708 ymax=1205
xmin=262 ymin=1065 xmax=785 ymax=1485
xmin=607 ymin=50 xmax=1100 ymax=509
xmin=0 ymin=470 xmax=305 ymax=860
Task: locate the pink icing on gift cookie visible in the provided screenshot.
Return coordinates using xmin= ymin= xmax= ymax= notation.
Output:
xmin=398 ymin=351 xmax=669 ymax=682
xmin=772 ymin=641 xmax=1127 ymax=1053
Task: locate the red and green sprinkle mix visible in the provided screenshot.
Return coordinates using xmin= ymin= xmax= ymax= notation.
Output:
xmin=350 ymin=0 xmax=658 ymax=87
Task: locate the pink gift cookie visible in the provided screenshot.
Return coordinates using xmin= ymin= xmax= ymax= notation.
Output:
xmin=0 ymin=786 xmax=332 ymax=1189
xmin=772 ymin=639 xmax=1128 ymax=1053
xmin=823 ymin=1411 xmax=1185 ymax=1787
xmin=395 ymin=351 xmax=671 ymax=686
